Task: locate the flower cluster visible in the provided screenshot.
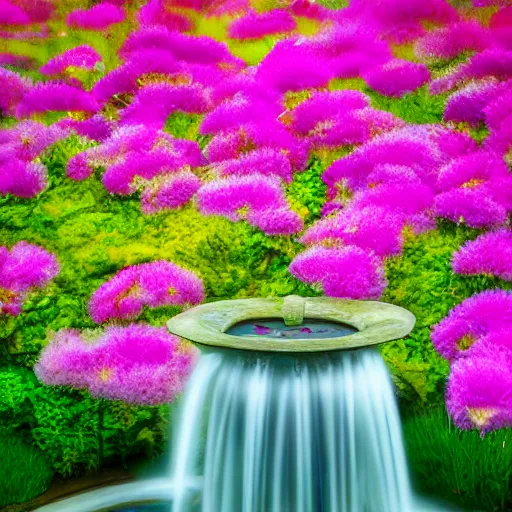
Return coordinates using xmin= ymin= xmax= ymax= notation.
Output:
xmin=40 ymin=45 xmax=103 ymax=76
xmin=88 ymin=260 xmax=204 ymax=324
xmin=0 ymin=242 xmax=59 ymax=316
xmin=432 ymin=291 xmax=512 ymax=432
xmin=35 ymin=325 xmax=197 ymax=405
xmin=66 ymin=3 xmax=126 ymax=31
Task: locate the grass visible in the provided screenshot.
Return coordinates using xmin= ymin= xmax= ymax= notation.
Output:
xmin=0 ymin=437 xmax=54 ymax=507
xmin=403 ymin=407 xmax=512 ymax=512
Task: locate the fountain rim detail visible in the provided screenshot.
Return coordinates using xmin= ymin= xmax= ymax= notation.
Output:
xmin=167 ymin=295 xmax=416 ymax=352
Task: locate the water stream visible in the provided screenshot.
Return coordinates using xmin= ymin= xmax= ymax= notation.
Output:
xmin=169 ymin=347 xmax=418 ymax=512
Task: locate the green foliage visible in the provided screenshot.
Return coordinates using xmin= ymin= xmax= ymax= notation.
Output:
xmin=404 ymin=407 xmax=512 ymax=511
xmin=0 ymin=366 xmax=168 ymax=477
xmin=367 ymin=86 xmax=448 ymax=124
xmin=0 ymin=436 xmax=53 ymax=507
xmin=382 ymin=222 xmax=512 ymax=405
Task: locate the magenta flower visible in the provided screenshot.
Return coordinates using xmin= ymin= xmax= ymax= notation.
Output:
xmin=431 ymin=290 xmax=512 ymax=361
xmin=40 ymin=45 xmax=102 ymax=76
xmin=196 ymin=175 xmax=288 ymax=222
xmin=66 ymin=3 xmax=125 ymax=31
xmin=0 ymin=0 xmax=30 ymax=25
xmin=289 ymin=0 xmax=332 ymax=20
xmin=484 ymin=88 xmax=512 ymax=131
xmin=0 ymin=242 xmax=59 ymax=316
xmin=199 ymin=94 xmax=282 ymax=136
xmin=212 ymin=148 xmax=293 ymax=184
xmin=0 ymin=158 xmax=47 ymax=198
xmin=0 ymin=68 xmax=31 ymax=116
xmin=120 ymin=83 xmax=211 ymax=128
xmin=0 ymin=53 xmax=33 ymax=69
xmin=204 ymin=121 xmax=308 ymax=172
xmin=138 ymin=0 xmax=193 ymax=32
xmin=362 ymin=59 xmax=430 ymax=98
xmin=366 ymin=164 xmax=423 ymax=188
xmin=140 ymin=171 xmax=201 ymax=214
xmin=88 ymin=260 xmax=204 ymax=324
xmin=289 ymin=245 xmax=386 ymax=299
xmin=300 ymin=206 xmax=407 ymax=258
xmin=228 ymin=9 xmax=296 ymax=40
xmin=247 ymin=207 xmax=304 ymax=236
xmin=290 ymin=90 xmax=369 ymax=136
xmin=447 ymin=355 xmax=512 ymax=432
xmin=120 ymin=26 xmax=241 ymax=67
xmin=452 ymin=229 xmax=512 ymax=281
xmin=15 ymin=83 xmax=99 ymax=119
xmin=467 ymin=328 xmax=512 ymax=360
xmin=444 ymin=80 xmax=510 ymax=126
xmin=414 ymin=21 xmax=491 ymax=60
xmin=256 ymin=40 xmax=333 ymax=93
xmin=35 ymin=325 xmax=197 ymax=405
xmin=56 ymin=115 xmax=113 ymax=142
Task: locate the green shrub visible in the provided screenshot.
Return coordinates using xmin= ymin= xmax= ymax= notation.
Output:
xmin=0 ymin=437 xmax=53 ymax=507
xmin=403 ymin=407 xmax=512 ymax=511
xmin=382 ymin=222 xmax=512 ymax=405
xmin=0 ymin=366 xmax=168 ymax=477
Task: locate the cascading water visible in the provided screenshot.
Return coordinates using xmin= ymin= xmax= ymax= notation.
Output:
xmin=169 ymin=347 xmax=416 ymax=512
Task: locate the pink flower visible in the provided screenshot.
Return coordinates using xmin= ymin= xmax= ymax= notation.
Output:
xmin=0 ymin=0 xmax=30 ymax=25
xmin=247 ymin=207 xmax=304 ymax=236
xmin=40 ymin=45 xmax=102 ymax=76
xmin=138 ymin=0 xmax=193 ymax=32
xmin=0 ymin=158 xmax=47 ymax=198
xmin=56 ymin=115 xmax=113 ymax=142
xmin=67 ymin=3 xmax=125 ymax=31
xmin=289 ymin=245 xmax=387 ymax=299
xmin=212 ymin=148 xmax=293 ymax=184
xmin=431 ymin=290 xmax=512 ymax=361
xmin=140 ymin=171 xmax=201 ymax=214
xmin=414 ymin=21 xmax=491 ymax=60
xmin=300 ymin=206 xmax=407 ymax=258
xmin=0 ymin=68 xmax=31 ymax=116
xmin=88 ymin=260 xmax=204 ymax=324
xmin=484 ymin=89 xmax=512 ymax=131
xmin=228 ymin=9 xmax=297 ymax=40
xmin=35 ymin=325 xmax=197 ymax=405
xmin=452 ymin=229 xmax=512 ymax=281
xmin=447 ymin=355 xmax=512 ymax=432
xmin=362 ymin=59 xmax=430 ymax=98
xmin=15 ymin=83 xmax=99 ymax=119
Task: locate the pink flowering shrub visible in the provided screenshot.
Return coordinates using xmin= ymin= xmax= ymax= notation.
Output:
xmin=362 ymin=59 xmax=430 ymax=98
xmin=88 ymin=260 xmax=204 ymax=324
xmin=0 ymin=68 xmax=31 ymax=116
xmin=35 ymin=325 xmax=197 ymax=405
xmin=138 ymin=0 xmax=193 ymax=32
xmin=452 ymin=229 xmax=512 ymax=281
xmin=289 ymin=245 xmax=386 ymax=299
xmin=431 ymin=290 xmax=512 ymax=361
xmin=40 ymin=46 xmax=102 ymax=76
xmin=67 ymin=3 xmax=126 ymax=31
xmin=0 ymin=242 xmax=59 ymax=316
xmin=228 ymin=9 xmax=297 ymax=40
xmin=197 ymin=175 xmax=303 ymax=235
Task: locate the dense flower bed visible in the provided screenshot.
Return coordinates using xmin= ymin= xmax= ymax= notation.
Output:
xmin=1 ymin=0 xmax=512 ymax=481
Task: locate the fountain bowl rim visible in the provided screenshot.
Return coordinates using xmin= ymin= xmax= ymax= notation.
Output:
xmin=167 ymin=296 xmax=415 ymax=353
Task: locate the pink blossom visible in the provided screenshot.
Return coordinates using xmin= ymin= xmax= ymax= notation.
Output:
xmin=138 ymin=0 xmax=193 ymax=32
xmin=247 ymin=208 xmax=304 ymax=236
xmin=290 ymin=90 xmax=369 ymax=136
xmin=196 ymin=175 xmax=288 ymax=221
xmin=0 ymin=0 xmax=30 ymax=25
xmin=88 ymin=260 xmax=204 ymax=324
xmin=35 ymin=325 xmax=197 ymax=405
xmin=431 ymin=290 xmax=512 ymax=361
xmin=0 ymin=53 xmax=33 ymax=69
xmin=40 ymin=45 xmax=102 ymax=76
xmin=484 ymin=89 xmax=512 ymax=131
xmin=289 ymin=245 xmax=387 ymax=299
xmin=289 ymin=0 xmax=332 ymax=20
xmin=362 ymin=59 xmax=430 ymax=98
xmin=120 ymin=83 xmax=211 ymax=128
xmin=228 ymin=9 xmax=296 ymax=40
xmin=67 ymin=3 xmax=125 ymax=31
xmin=300 ymin=206 xmax=407 ymax=257
xmin=447 ymin=355 xmax=512 ymax=432
xmin=140 ymin=171 xmax=201 ymax=214
xmin=15 ymin=83 xmax=99 ymax=118
xmin=56 ymin=115 xmax=113 ymax=142
xmin=0 ymin=68 xmax=31 ymax=116
xmin=414 ymin=21 xmax=491 ymax=60
xmin=452 ymin=229 xmax=512 ymax=281
xmin=212 ymin=148 xmax=293 ymax=184
xmin=0 ymin=159 xmax=47 ymax=198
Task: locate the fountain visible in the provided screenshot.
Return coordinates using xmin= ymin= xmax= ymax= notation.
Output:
xmin=34 ymin=296 xmax=453 ymax=512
